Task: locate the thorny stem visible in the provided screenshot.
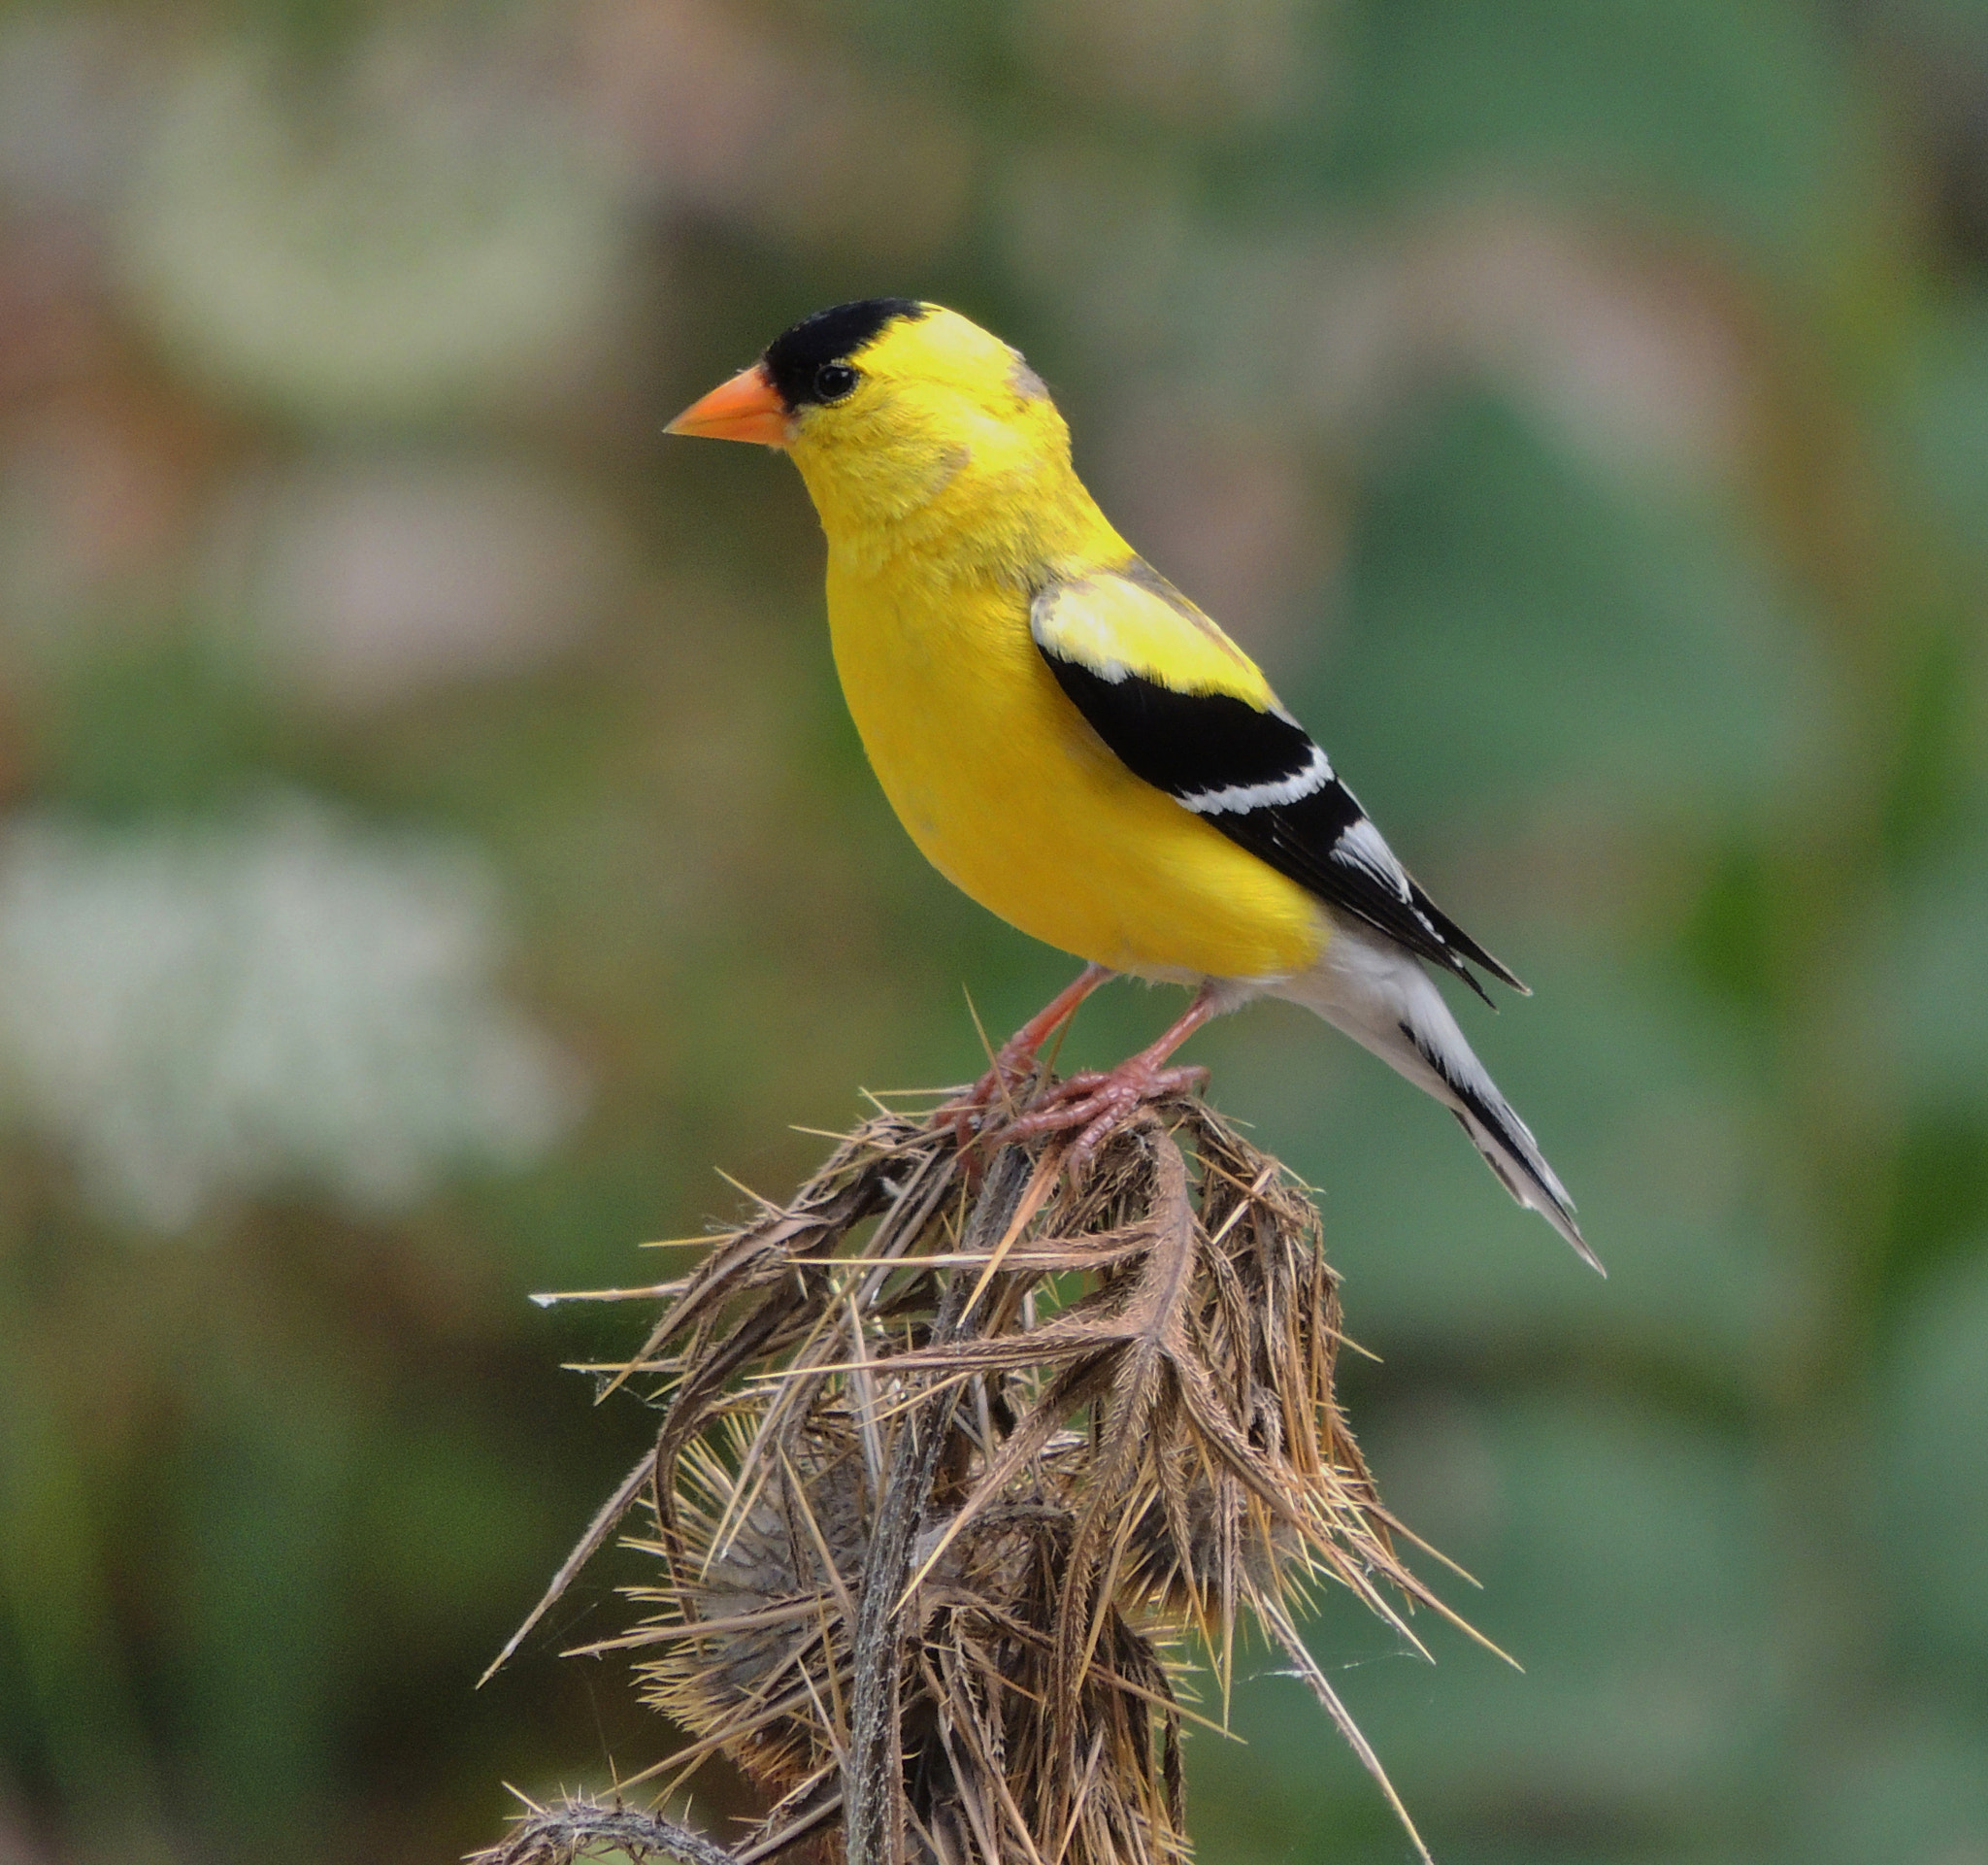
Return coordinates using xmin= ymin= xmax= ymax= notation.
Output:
xmin=483 ymin=1097 xmax=1437 ymax=1865
xmin=474 ymin=1796 xmax=743 ymax=1865
xmin=845 ymin=1144 xmax=1035 ymax=1865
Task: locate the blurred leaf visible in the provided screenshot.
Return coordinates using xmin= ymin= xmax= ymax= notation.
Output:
xmin=1292 ymin=392 xmax=1827 ymax=836
xmin=0 ymin=1367 xmax=162 ymax=1843
xmin=1196 ymin=1392 xmax=1771 ymax=1861
xmin=37 ymin=634 xmax=274 ymax=821
xmin=1812 ymin=1710 xmax=1988 ymax=1860
xmin=1880 ymin=1240 xmax=1988 ymax=1669
xmin=1889 ymin=816 xmax=1988 ymax=1106
xmin=164 ymin=1358 xmax=360 ymax=1852
xmin=1794 ymin=1704 xmax=1988 ymax=1865
xmin=1897 ymin=297 xmax=1988 ymax=536
xmin=1327 ymin=0 xmax=1873 ymax=267
xmin=349 ymin=1409 xmax=574 ymax=1655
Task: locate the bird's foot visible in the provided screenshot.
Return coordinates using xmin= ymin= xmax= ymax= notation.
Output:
xmin=944 ymin=974 xmax=1220 ymax=1174
xmin=932 ymin=963 xmax=1114 ymax=1154
xmin=988 ymin=1056 xmax=1210 ymax=1170
xmin=932 ymin=1036 xmax=1044 ymax=1154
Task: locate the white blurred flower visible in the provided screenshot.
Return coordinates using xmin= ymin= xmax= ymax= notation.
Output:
xmin=0 ymin=797 xmax=584 ymax=1232
xmin=116 ymin=35 xmax=630 ymax=424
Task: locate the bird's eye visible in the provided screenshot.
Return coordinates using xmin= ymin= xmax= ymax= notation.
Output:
xmin=814 ymin=362 xmax=860 ymax=403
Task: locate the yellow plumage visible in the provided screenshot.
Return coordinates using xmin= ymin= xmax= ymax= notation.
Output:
xmin=787 ymin=309 xmax=1325 ymax=982
xmin=668 ymin=297 xmax=1597 ymax=1267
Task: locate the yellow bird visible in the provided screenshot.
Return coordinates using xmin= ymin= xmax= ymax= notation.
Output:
xmin=670 ymin=299 xmax=1596 ymax=1269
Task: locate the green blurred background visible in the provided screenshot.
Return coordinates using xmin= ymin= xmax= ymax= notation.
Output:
xmin=2 ymin=1 xmax=1986 ymax=1861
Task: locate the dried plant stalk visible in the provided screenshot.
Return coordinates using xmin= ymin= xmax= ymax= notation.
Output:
xmin=483 ymin=1091 xmax=1463 ymax=1865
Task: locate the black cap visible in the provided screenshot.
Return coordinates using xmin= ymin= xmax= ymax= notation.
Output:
xmin=762 ymin=299 xmax=929 ymax=410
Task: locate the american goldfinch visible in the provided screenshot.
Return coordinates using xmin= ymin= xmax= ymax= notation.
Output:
xmin=670 ymin=299 xmax=1596 ymax=1269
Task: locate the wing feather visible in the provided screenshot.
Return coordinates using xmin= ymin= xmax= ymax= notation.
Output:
xmin=1032 ymin=560 xmax=1524 ymax=997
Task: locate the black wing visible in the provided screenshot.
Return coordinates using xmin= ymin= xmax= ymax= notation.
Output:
xmin=1036 ymin=636 xmax=1524 ymax=1001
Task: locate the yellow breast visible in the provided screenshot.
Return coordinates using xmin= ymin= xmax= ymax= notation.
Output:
xmin=824 ymin=559 xmax=1327 ymax=983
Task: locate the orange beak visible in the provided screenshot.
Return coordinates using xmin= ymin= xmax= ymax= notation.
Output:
xmin=666 ymin=363 xmax=792 ymax=447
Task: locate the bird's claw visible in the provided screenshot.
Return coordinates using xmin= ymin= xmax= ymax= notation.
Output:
xmin=935 ymin=969 xmax=1210 ymax=1177
xmin=984 ymin=1057 xmax=1209 ymax=1171
xmin=932 ymin=1041 xmax=1043 ymax=1157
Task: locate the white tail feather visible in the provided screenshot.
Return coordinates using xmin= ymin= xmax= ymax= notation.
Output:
xmin=1273 ymin=920 xmax=1602 ymax=1274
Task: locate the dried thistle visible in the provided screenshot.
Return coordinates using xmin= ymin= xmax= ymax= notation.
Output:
xmin=482 ymin=1091 xmax=1477 ymax=1865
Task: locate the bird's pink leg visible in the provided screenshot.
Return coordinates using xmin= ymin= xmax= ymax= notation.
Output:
xmin=936 ymin=962 xmax=1112 ymax=1144
xmin=989 ymin=983 xmax=1221 ymax=1166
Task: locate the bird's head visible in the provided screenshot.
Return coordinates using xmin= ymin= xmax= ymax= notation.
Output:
xmin=669 ymin=300 xmax=1096 ymax=564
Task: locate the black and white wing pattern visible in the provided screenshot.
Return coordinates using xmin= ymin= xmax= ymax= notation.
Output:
xmin=1031 ymin=559 xmax=1525 ymax=1001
